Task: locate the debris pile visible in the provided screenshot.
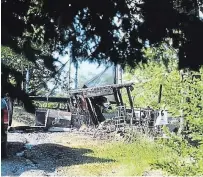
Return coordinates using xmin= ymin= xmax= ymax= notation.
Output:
xmin=13 ymin=107 xmax=35 ymax=126
xmin=12 ymin=82 xmax=182 ymax=139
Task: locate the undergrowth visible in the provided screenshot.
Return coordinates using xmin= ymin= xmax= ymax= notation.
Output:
xmin=58 ymin=130 xmax=203 ymax=176
xmin=154 ymin=128 xmax=203 ymax=176
xmin=89 ymin=134 xmax=172 ymax=176
xmin=60 ymin=132 xmax=174 ymax=176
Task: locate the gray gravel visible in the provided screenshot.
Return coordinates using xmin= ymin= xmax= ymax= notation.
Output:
xmin=2 ymin=132 xmax=79 ymax=177
xmin=2 ymin=133 xmax=51 ymax=176
xmin=13 ymin=107 xmax=36 ymax=126
xmin=2 ymin=130 xmax=111 ymax=177
xmin=2 ymin=107 xmax=170 ymax=176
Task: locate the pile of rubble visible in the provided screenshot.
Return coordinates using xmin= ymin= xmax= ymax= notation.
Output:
xmin=13 ymin=107 xmax=35 ymax=126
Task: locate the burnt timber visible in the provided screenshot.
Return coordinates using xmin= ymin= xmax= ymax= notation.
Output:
xmin=29 ymin=96 xmax=70 ymax=102
xmin=29 ymin=82 xmax=134 ymax=102
xmin=29 ymin=82 xmax=135 ymax=127
xmin=68 ymin=82 xmax=134 ymax=98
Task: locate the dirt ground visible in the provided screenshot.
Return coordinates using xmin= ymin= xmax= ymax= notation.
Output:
xmin=2 ymin=109 xmax=165 ymax=177
xmin=2 ymin=127 xmax=164 ymax=176
xmin=2 ymin=130 xmax=104 ymax=176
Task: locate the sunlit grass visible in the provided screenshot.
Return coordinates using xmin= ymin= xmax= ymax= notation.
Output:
xmin=85 ymin=140 xmax=172 ymax=176
xmin=57 ymin=134 xmax=174 ymax=176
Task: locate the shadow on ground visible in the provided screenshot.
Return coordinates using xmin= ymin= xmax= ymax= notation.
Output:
xmin=2 ymin=141 xmax=114 ymax=176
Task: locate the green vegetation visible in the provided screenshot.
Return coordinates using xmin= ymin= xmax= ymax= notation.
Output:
xmin=89 ymin=138 xmax=168 ymax=176
xmin=57 ymin=133 xmax=175 ymax=176
xmin=157 ymin=130 xmax=203 ymax=176
xmin=123 ymin=44 xmax=181 ymax=112
xmin=2 ymin=1 xmax=203 ymax=175
xmin=123 ymin=44 xmax=203 ymax=176
xmin=1 ymin=46 xmax=67 ymax=96
xmin=73 ymin=127 xmax=203 ymax=176
xmin=2 ymin=0 xmax=203 ymax=111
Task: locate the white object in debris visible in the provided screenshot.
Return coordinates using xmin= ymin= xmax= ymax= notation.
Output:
xmin=63 ymin=116 xmax=72 ymax=121
xmin=48 ymin=110 xmax=72 ymax=120
xmin=79 ymin=124 xmax=88 ymax=131
xmin=48 ymin=127 xmax=71 ymax=132
xmin=24 ymin=143 xmax=33 ymax=150
xmin=155 ymin=110 xmax=168 ymax=126
xmin=16 ymin=151 xmax=25 ymax=157
xmin=97 ymin=122 xmax=104 ymax=129
xmin=162 ymin=133 xmax=169 ymax=138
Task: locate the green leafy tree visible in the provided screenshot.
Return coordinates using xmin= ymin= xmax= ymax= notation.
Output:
xmin=1 ymin=46 xmax=55 ymax=95
xmin=1 ymin=0 xmax=203 ymax=112
xmin=157 ymin=72 xmax=203 ymax=175
xmin=123 ymin=44 xmax=203 ymax=175
xmin=123 ymin=44 xmax=182 ymax=114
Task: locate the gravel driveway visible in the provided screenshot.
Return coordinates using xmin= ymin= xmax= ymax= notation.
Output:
xmin=1 ymin=131 xmax=110 ymax=177
xmin=2 ymin=107 xmax=167 ymax=176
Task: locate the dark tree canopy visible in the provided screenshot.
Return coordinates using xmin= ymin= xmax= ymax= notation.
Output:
xmin=1 ymin=0 xmax=203 ymax=112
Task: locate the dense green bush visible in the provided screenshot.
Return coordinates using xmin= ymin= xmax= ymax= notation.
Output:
xmin=123 ymin=45 xmax=203 ymax=175
xmin=123 ymin=46 xmax=182 ymax=114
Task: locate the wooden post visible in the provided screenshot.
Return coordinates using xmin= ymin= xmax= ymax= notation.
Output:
xmin=126 ymin=87 xmax=133 ymax=109
xmin=114 ymin=64 xmax=118 ymax=84
xmin=158 ymin=84 xmax=162 ymax=104
xmin=113 ymin=88 xmax=120 ymax=106
xmin=117 ymin=89 xmax=124 ymax=106
xmin=126 ymin=86 xmax=134 ymax=126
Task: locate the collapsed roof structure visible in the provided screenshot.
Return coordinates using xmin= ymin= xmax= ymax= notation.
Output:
xmin=29 ymin=66 xmax=180 ymax=135
xmin=29 ymin=65 xmax=135 ymax=127
xmin=30 ymin=82 xmax=135 ymax=127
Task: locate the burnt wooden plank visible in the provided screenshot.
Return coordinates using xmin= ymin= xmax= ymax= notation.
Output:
xmin=30 ymin=96 xmax=70 ymax=102
xmin=69 ymin=82 xmax=134 ymax=98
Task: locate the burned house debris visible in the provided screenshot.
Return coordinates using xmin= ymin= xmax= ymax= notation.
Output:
xmin=29 ymin=81 xmax=180 ymax=136
xmin=26 ymin=66 xmax=182 ymax=135
xmin=29 ymin=82 xmax=136 ymax=129
xmin=68 ymin=82 xmax=135 ymax=125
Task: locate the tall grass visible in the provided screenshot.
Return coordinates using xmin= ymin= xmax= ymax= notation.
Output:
xmin=88 ymin=136 xmax=173 ymax=176
xmin=60 ymin=133 xmax=176 ymax=176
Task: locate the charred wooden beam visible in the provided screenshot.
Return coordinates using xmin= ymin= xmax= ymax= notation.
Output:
xmin=85 ymin=98 xmax=98 ymax=125
xmin=126 ymin=86 xmax=134 ymax=125
xmin=30 ymin=96 xmax=70 ymax=102
xmin=30 ymin=83 xmax=134 ymax=102
xmin=126 ymin=87 xmax=133 ymax=109
xmin=113 ymin=88 xmax=120 ymax=106
xmin=91 ymin=98 xmax=105 ymax=123
xmin=69 ymin=83 xmax=134 ymax=98
xmin=117 ymin=89 xmax=124 ymax=106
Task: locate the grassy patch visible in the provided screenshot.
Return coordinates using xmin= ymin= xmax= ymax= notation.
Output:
xmin=57 ymin=134 xmax=175 ymax=176
xmin=85 ymin=140 xmax=172 ymax=176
